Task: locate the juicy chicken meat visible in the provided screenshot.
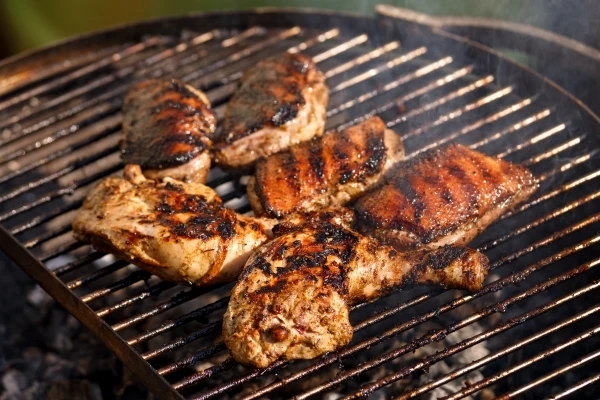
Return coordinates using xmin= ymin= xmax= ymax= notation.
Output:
xmin=72 ymin=165 xmax=271 ymax=286
xmin=121 ymin=79 xmax=217 ymax=183
xmin=214 ymin=52 xmax=328 ymax=169
xmin=223 ymin=218 xmax=489 ymax=368
xmin=354 ymin=144 xmax=538 ymax=250
xmin=247 ymin=116 xmax=404 ymax=217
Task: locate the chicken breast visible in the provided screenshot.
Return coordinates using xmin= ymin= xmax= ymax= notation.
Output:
xmin=72 ymin=165 xmax=270 ymax=286
xmin=121 ymin=79 xmax=217 ymax=183
xmin=354 ymin=144 xmax=538 ymax=250
xmin=247 ymin=116 xmax=404 ymax=217
xmin=223 ymin=219 xmax=488 ymax=368
xmin=213 ymin=52 xmax=328 ymax=169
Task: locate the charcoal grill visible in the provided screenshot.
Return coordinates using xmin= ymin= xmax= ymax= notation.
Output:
xmin=1 ymin=5 xmax=599 ymax=399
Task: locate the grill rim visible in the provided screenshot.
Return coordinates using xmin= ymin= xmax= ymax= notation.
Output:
xmin=0 ymin=6 xmax=599 ymax=400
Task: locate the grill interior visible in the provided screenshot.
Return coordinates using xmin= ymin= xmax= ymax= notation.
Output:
xmin=0 ymin=9 xmax=599 ymax=400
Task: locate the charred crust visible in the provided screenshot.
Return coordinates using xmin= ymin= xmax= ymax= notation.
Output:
xmin=446 ymin=161 xmax=479 ymax=214
xmin=424 ymin=245 xmax=470 ymax=270
xmin=255 ymin=279 xmax=288 ymax=294
xmin=243 ymin=225 xmax=358 ymax=296
xmin=333 ymin=145 xmax=349 ymax=161
xmin=308 ymin=140 xmax=325 ymax=181
xmin=338 ymin=170 xmax=353 ymax=184
xmin=149 ymin=184 xmax=239 ymax=241
xmin=219 ymin=53 xmax=319 ymax=143
xmin=121 ymin=79 xmax=216 ymax=169
xmin=364 ymin=136 xmax=386 ymax=175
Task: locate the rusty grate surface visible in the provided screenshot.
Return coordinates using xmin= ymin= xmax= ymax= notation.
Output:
xmin=0 ymin=11 xmax=599 ymax=400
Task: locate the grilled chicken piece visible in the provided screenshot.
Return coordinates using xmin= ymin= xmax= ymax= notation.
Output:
xmin=72 ymin=165 xmax=271 ymax=286
xmin=247 ymin=117 xmax=404 ymax=217
xmin=214 ymin=52 xmax=328 ymax=169
xmin=223 ymin=219 xmax=488 ymax=368
xmin=354 ymin=144 xmax=538 ymax=250
xmin=121 ymin=79 xmax=217 ymax=183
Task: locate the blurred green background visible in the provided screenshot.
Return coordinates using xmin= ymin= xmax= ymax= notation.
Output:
xmin=0 ymin=0 xmax=598 ymax=59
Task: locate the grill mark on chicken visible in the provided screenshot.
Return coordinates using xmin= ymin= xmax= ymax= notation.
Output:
xmin=223 ymin=220 xmax=489 ymax=368
xmin=281 ymin=151 xmax=301 ymax=192
xmin=122 ymin=79 xmax=216 ymax=169
xmin=354 ymin=144 xmax=538 ymax=249
xmin=364 ymin=136 xmax=387 ymax=175
xmin=71 ymin=165 xmax=271 ymax=286
xmin=308 ymin=140 xmax=325 ymax=181
xmin=214 ymin=52 xmax=328 ymax=169
xmin=121 ymin=79 xmax=216 ymax=183
xmin=446 ymin=161 xmax=479 ymax=215
xmin=247 ymin=117 xmax=404 ymax=218
xmin=219 ymin=53 xmax=310 ymax=143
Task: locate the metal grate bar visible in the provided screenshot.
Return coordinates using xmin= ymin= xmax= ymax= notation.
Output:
xmin=0 ymin=36 xmax=163 ymax=115
xmin=66 ymin=260 xmax=129 ymax=290
xmin=537 ymin=153 xmax=596 ymax=183
xmin=111 ymin=287 xmax=217 ymax=332
xmin=0 ymin=141 xmax=120 ymax=205
xmin=128 ymin=297 xmax=229 ymax=346
xmin=0 ymin=30 xmax=371 ymax=223
xmin=500 ymin=348 xmax=600 ymax=399
xmin=79 ymin=270 xmax=151 ymax=303
xmin=400 ymin=86 xmax=515 ymax=140
xmin=105 ymin=176 xmax=597 ymax=364
xmin=477 ymin=189 xmax=600 ymax=252
xmin=469 ymin=109 xmax=553 ymax=151
xmin=5 ymin=43 xmax=451 ymax=253
xmin=324 ymin=41 xmax=399 ymax=78
xmin=501 ymin=169 xmax=600 ymax=220
xmin=52 ymin=250 xmax=103 ymax=276
xmin=95 ymin=281 xmax=177 ymax=318
xmin=327 ymin=56 xmax=454 ymax=118
xmin=341 ymin=260 xmax=600 ymax=399
xmin=0 ymin=27 xmax=296 ymax=163
xmin=158 ymin=343 xmax=227 ymax=376
xmin=1 ymin=18 xmax=598 ymax=400
xmin=0 ymin=29 xmax=242 ymax=147
xmin=383 ymin=74 xmax=494 ymax=128
xmin=0 ymin=44 xmax=129 ymax=98
xmin=81 ymin=126 xmax=596 ymax=392
xmin=496 ymin=123 xmax=567 ymax=159
xmin=183 ymin=231 xmax=600 ymax=398
xmin=336 ymin=66 xmax=480 ymax=132
xmin=142 ymin=320 xmax=222 ymax=361
xmin=406 ymin=97 xmax=534 ymax=159
xmin=394 ymin=304 xmax=600 ymax=399
xmin=444 ymin=331 xmax=600 ymax=400
xmin=548 ymin=372 xmax=600 ymax=399
xmin=330 ymin=47 xmax=427 ymax=93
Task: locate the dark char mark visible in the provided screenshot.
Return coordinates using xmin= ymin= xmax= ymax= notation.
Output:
xmin=148 ymin=185 xmax=237 ymax=241
xmin=364 ymin=136 xmax=386 ymax=175
xmin=308 ymin=140 xmax=325 ymax=180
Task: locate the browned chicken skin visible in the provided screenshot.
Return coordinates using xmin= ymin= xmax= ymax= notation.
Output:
xmin=121 ymin=79 xmax=217 ymax=183
xmin=247 ymin=117 xmax=404 ymax=217
xmin=223 ymin=217 xmax=489 ymax=368
xmin=214 ymin=52 xmax=328 ymax=169
xmin=354 ymin=144 xmax=538 ymax=250
xmin=72 ymin=165 xmax=271 ymax=286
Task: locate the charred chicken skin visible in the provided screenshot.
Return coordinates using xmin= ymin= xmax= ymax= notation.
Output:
xmin=121 ymin=79 xmax=217 ymax=183
xmin=354 ymin=144 xmax=538 ymax=250
xmin=247 ymin=116 xmax=404 ymax=217
xmin=214 ymin=52 xmax=328 ymax=169
xmin=72 ymin=165 xmax=271 ymax=286
xmin=223 ymin=217 xmax=489 ymax=368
